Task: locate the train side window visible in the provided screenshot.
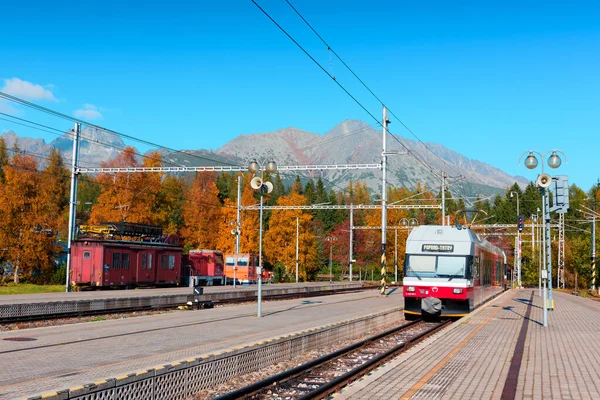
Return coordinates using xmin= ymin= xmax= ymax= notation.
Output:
xmin=112 ymin=252 xmax=121 ymax=269
xmin=141 ymin=253 xmax=147 ymax=269
xmin=147 ymin=254 xmax=152 ymax=270
xmin=161 ymin=255 xmax=168 ymax=269
xmin=168 ymin=255 xmax=175 ymax=270
xmin=473 ymin=256 xmax=480 ymax=278
xmin=83 ymin=252 xmax=91 ymax=260
xmin=122 ymin=253 xmax=130 ymax=270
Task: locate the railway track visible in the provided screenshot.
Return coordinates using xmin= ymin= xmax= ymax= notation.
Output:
xmin=213 ymin=318 xmax=451 ymax=400
xmin=0 ymin=286 xmax=366 ymax=324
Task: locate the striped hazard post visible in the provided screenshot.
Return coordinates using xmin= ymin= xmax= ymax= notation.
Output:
xmin=592 ymin=252 xmax=596 ymax=291
xmin=380 ymin=247 xmax=387 ymax=295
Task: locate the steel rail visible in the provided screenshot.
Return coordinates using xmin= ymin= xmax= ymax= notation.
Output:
xmin=214 ymin=319 xmax=451 ymax=400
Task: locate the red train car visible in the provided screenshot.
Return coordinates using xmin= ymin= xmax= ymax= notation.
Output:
xmin=71 ymin=238 xmax=182 ymax=289
xmin=183 ymin=249 xmax=225 ymax=286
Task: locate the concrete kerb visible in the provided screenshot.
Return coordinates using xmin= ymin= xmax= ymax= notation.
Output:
xmin=28 ymin=306 xmax=403 ymax=400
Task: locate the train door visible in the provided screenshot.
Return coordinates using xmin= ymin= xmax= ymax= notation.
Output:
xmin=137 ymin=251 xmax=155 ymax=285
xmin=78 ymin=247 xmax=93 ymax=284
xmin=120 ymin=251 xmax=132 ymax=285
xmin=156 ymin=251 xmax=179 ymax=285
xmin=104 ymin=249 xmax=127 ymax=286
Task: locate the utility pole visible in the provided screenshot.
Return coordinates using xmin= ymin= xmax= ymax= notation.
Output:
xmin=234 ymin=175 xmax=241 ymax=288
xmin=349 ymin=205 xmax=354 ymax=282
xmin=380 ymin=107 xmax=389 ymax=296
xmin=394 ymin=228 xmax=398 ymax=283
xmin=592 ymin=216 xmax=596 ymax=291
xmin=295 ymin=216 xmax=299 ymax=283
xmin=441 ymin=172 xmax=446 ymax=226
xmin=66 ymin=123 xmax=81 ymax=293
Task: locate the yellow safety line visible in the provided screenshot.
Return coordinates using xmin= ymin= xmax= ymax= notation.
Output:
xmin=399 ymin=292 xmax=516 ymax=400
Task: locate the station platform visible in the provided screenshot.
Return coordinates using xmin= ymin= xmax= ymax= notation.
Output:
xmin=0 ymin=282 xmax=363 ymax=305
xmin=0 ymin=282 xmax=364 ymax=321
xmin=0 ymin=288 xmax=401 ymax=399
xmin=336 ymin=289 xmax=600 ymax=399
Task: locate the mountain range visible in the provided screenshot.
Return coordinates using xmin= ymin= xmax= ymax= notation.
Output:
xmin=1 ymin=120 xmax=528 ymax=198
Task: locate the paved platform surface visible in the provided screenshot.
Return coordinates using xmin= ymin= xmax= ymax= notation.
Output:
xmin=0 ymin=281 xmax=363 ymax=305
xmin=335 ymin=289 xmax=600 ymax=399
xmin=0 ymin=288 xmax=397 ymax=399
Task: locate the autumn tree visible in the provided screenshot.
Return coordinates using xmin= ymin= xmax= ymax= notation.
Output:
xmin=263 ymin=191 xmax=319 ymax=280
xmin=89 ymin=147 xmax=166 ymax=225
xmin=0 ymin=154 xmax=60 ymax=283
xmin=180 ymin=171 xmax=222 ymax=251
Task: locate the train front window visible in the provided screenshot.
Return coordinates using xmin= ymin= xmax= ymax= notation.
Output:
xmin=436 ymin=256 xmax=466 ymax=278
xmin=405 ymin=255 xmax=468 ymax=278
xmin=405 ymin=255 xmax=436 ymax=276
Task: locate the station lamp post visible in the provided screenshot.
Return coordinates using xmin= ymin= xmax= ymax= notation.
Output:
xmin=519 ymin=149 xmax=566 ymax=327
xmin=248 ymin=159 xmax=277 ymax=318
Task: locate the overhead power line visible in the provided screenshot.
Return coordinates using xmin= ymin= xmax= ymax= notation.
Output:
xmin=282 ymin=0 xmax=490 ymax=189
xmin=252 ymin=0 xmax=451 ymax=184
xmin=0 ymin=91 xmax=234 ymax=167
xmin=0 ymin=112 xmax=187 ymax=169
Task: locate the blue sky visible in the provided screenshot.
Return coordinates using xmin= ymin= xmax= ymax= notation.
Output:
xmin=1 ymin=0 xmax=599 ymax=190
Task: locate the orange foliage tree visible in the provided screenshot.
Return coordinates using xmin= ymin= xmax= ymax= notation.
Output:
xmin=0 ymin=154 xmax=62 ymax=283
xmin=180 ymin=171 xmax=222 ymax=251
xmin=89 ymin=148 xmax=166 ymax=225
xmin=263 ymin=192 xmax=319 ymax=280
xmin=239 ymin=176 xmax=260 ymax=254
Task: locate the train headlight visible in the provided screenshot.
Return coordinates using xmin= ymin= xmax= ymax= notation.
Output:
xmin=453 ymin=288 xmax=463 ymax=294
xmin=406 ymin=286 xmax=416 ymax=292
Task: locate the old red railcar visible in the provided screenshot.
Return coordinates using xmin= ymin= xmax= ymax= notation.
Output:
xmin=70 ymin=237 xmax=182 ymax=289
xmin=183 ymin=249 xmax=225 ymax=286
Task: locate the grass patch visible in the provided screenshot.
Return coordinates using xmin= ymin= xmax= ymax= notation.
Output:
xmin=0 ymin=284 xmax=65 ymax=295
xmin=91 ymin=316 xmax=107 ymax=322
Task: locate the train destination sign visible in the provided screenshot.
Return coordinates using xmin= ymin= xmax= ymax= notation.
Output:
xmin=422 ymin=244 xmax=454 ymax=252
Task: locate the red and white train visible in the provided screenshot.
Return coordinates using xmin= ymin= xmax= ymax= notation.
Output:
xmin=403 ymin=225 xmax=509 ymax=319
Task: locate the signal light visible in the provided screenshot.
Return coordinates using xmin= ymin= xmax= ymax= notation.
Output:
xmin=517 ymin=216 xmax=524 ymax=232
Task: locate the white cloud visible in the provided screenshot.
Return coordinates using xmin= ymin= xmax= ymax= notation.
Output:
xmin=1 ymin=78 xmax=57 ymax=101
xmin=74 ymin=104 xmax=103 ymax=120
xmin=0 ymin=100 xmax=20 ymax=115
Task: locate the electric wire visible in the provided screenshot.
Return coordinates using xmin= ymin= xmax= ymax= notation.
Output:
xmin=0 ymin=112 xmax=190 ymax=169
xmin=0 ymin=91 xmax=235 ymax=167
xmin=283 ymin=0 xmax=489 ymax=189
xmin=252 ymin=1 xmax=452 ymax=184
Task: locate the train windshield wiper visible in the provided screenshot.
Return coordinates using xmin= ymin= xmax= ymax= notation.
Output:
xmin=448 ymin=267 xmax=464 ymax=282
xmin=407 ymin=265 xmax=421 ymax=280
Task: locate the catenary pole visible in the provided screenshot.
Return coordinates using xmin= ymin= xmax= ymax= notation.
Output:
xmin=380 ymin=107 xmax=388 ymax=295
xmin=349 ymin=205 xmax=354 ymax=282
xmin=234 ymin=175 xmax=241 ymax=288
xmin=65 ymin=123 xmax=81 ymax=293
xmin=441 ymin=172 xmax=446 ymax=226
xmin=592 ymin=216 xmax=596 ymax=291
xmin=295 ymin=216 xmax=299 ymax=283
